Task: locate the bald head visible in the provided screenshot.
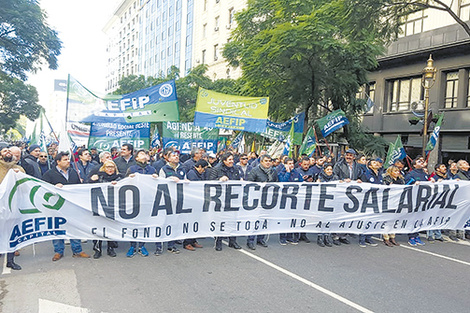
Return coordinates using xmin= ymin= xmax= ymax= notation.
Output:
xmin=9 ymin=146 xmax=22 ymax=163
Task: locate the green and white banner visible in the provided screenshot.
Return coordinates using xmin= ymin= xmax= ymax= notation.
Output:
xmin=161 ymin=122 xmax=218 ymax=154
xmin=88 ymin=122 xmax=150 ymax=152
xmin=1 ymin=171 xmax=469 ymax=253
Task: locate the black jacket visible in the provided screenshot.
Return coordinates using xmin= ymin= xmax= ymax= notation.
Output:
xmin=42 ymin=166 xmax=81 ymax=185
xmin=247 ymin=165 xmax=278 ymax=182
xmin=209 ymin=163 xmax=241 ymax=180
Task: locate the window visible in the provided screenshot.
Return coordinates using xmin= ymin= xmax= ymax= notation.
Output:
xmin=204 ymin=0 xmax=207 ymax=11
xmin=388 ymin=77 xmax=423 ymax=112
xmin=202 ymin=49 xmax=206 ymax=64
xmin=203 ymin=23 xmax=207 ymax=38
xmin=214 ymin=44 xmax=218 ymax=61
xmin=400 ymin=10 xmax=427 ymax=37
xmin=460 ymin=0 xmax=470 ymax=21
xmin=215 ymin=16 xmax=219 ymax=31
xmin=228 ymin=8 xmax=235 ymax=27
xmin=467 ymin=73 xmax=470 ymax=106
xmin=168 ymin=46 xmax=172 ymax=56
xmin=445 ymin=71 xmax=459 ymax=108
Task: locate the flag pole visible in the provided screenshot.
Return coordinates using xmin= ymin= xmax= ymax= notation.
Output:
xmin=312 ymin=128 xmax=322 ymax=157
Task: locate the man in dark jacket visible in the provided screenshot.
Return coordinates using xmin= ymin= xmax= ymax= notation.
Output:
xmin=72 ymin=149 xmax=98 ymax=182
xmin=125 ymin=149 xmax=158 ymax=257
xmin=209 ymin=152 xmax=242 ymax=251
xmin=183 ymin=159 xmax=208 ymax=251
xmin=331 ymin=148 xmax=363 ymax=245
xmin=246 ymin=154 xmax=278 ymax=249
xmin=114 ymin=143 xmax=136 ymax=175
xmin=181 ymin=147 xmax=203 ymax=172
xmin=42 ymin=152 xmax=90 ymax=261
xmin=403 ymin=157 xmax=428 ymax=246
xmin=22 ymin=144 xmax=42 ymax=178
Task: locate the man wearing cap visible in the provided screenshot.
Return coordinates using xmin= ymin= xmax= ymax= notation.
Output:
xmin=333 ymin=148 xmax=363 ymax=183
xmin=22 ymin=144 xmax=42 ymax=179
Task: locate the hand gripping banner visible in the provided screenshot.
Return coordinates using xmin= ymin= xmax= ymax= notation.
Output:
xmin=1 ymin=171 xmax=469 ymax=253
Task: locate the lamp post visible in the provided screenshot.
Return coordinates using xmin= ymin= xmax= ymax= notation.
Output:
xmin=421 ymin=55 xmax=437 ymax=157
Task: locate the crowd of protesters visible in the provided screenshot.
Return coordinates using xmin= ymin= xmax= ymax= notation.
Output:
xmin=1 ymin=140 xmax=470 ymax=270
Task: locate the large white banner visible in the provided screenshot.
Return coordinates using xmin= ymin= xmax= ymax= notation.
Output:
xmin=1 ymin=171 xmax=469 ymax=253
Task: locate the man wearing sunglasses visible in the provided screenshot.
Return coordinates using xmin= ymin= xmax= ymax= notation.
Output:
xmin=237 ymin=153 xmax=252 ymax=180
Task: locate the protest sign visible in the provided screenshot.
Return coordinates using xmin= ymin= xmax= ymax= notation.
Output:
xmin=88 ymin=122 xmax=150 ymax=152
xmin=66 ymin=76 xmax=179 ymax=123
xmin=161 ymin=122 xmax=218 ymax=154
xmin=194 ymin=87 xmax=269 ymax=132
xmin=1 ymin=171 xmax=469 ymax=253
xmin=261 ymin=112 xmax=305 ymax=145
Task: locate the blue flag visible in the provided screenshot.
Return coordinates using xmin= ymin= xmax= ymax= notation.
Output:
xmin=231 ymin=132 xmax=244 ymax=149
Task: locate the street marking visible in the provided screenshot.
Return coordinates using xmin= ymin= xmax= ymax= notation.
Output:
xmin=2 ymin=255 xmax=11 ymax=275
xmin=371 ymin=236 xmax=470 ymax=266
xmin=223 ymin=241 xmax=374 ymax=313
xmin=399 ymin=244 xmax=470 ymax=266
xmin=39 ymin=299 xmax=89 ymax=313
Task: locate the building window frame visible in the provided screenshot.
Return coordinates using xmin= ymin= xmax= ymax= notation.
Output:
xmin=444 ymin=71 xmax=459 ymax=109
xmin=387 ymin=76 xmax=424 ymax=112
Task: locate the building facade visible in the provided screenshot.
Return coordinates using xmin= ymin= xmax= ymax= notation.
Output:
xmin=362 ymin=1 xmax=470 ymax=165
xmin=192 ymin=0 xmax=246 ymax=81
xmin=103 ymin=0 xmax=194 ymax=94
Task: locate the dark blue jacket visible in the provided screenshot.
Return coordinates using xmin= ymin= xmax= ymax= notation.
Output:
xmin=361 ymin=168 xmax=383 ymax=185
xmin=405 ymin=169 xmax=429 ymax=184
xmin=160 ymin=163 xmax=186 ymax=179
xmin=278 ymin=167 xmax=303 ymax=182
xmin=187 ymin=168 xmax=205 ymax=181
xmin=126 ymin=162 xmax=156 ymax=176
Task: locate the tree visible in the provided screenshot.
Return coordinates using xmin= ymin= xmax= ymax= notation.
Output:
xmin=223 ymin=0 xmax=401 ymax=155
xmin=0 ymin=73 xmax=41 ymax=132
xmin=0 ymin=0 xmax=62 ymax=131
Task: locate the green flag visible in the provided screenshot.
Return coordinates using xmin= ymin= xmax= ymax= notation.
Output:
xmin=384 ymin=135 xmax=406 ymax=169
xmin=298 ymin=127 xmax=317 ymax=156
xmin=425 ymin=114 xmax=444 ymax=153
xmin=282 ymin=122 xmax=295 ymax=157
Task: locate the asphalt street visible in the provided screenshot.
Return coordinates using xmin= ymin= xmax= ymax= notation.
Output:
xmin=1 ymin=234 xmax=469 ymax=313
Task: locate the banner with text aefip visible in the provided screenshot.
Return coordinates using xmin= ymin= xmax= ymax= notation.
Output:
xmin=261 ymin=112 xmax=305 ymax=145
xmin=194 ymin=87 xmax=269 ymax=132
xmin=162 ymin=122 xmax=218 ymax=154
xmin=1 ymin=171 xmax=469 ymax=253
xmin=66 ymin=76 xmax=179 ymax=123
xmin=88 ymin=122 xmax=150 ymax=152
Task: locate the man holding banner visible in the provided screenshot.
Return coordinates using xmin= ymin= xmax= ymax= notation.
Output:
xmin=246 ymin=154 xmax=278 ymax=249
xmin=42 ymin=152 xmax=90 ymax=261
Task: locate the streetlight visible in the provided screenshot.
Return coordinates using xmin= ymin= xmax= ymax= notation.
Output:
xmin=421 ymin=54 xmax=437 ymax=157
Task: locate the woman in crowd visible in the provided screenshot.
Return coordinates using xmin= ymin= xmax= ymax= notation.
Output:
xmin=316 ymin=163 xmax=338 ymax=247
xmin=382 ymin=165 xmax=404 ymax=246
xmin=88 ymin=160 xmax=122 ymax=258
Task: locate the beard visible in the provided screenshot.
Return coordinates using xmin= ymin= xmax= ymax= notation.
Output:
xmin=2 ymin=155 xmax=13 ymax=162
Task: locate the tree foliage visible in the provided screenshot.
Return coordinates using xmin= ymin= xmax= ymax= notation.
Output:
xmin=0 ymin=73 xmax=40 ymax=131
xmin=223 ymin=0 xmax=404 ymax=155
xmin=113 ymin=65 xmax=241 ymax=122
xmin=0 ymin=0 xmax=62 ymax=131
